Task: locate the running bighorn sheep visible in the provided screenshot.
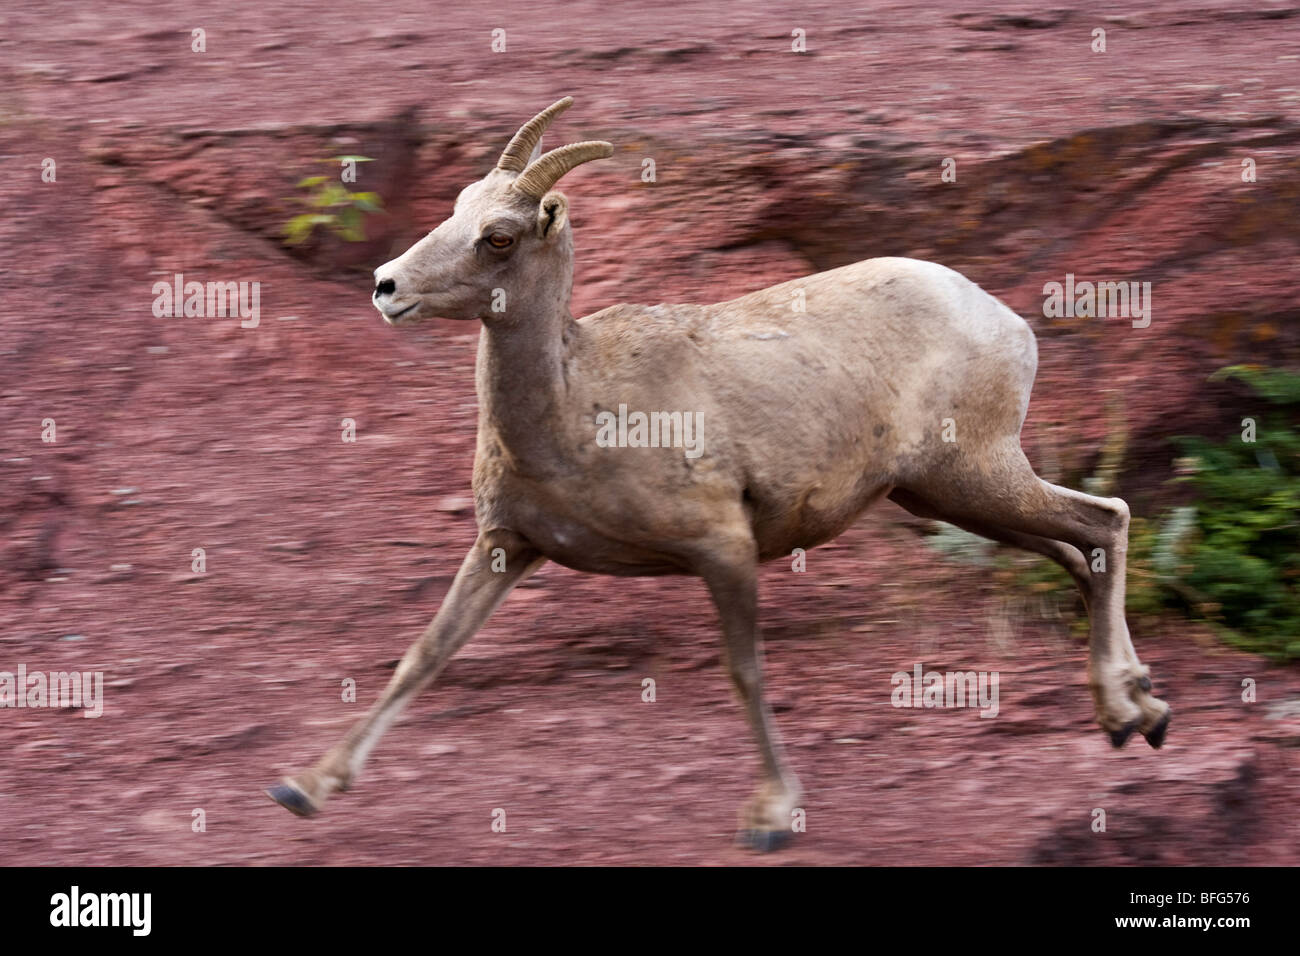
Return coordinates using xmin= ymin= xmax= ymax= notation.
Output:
xmin=267 ymin=97 xmax=1170 ymax=850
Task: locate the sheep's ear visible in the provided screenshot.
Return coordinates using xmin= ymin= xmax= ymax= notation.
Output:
xmin=537 ymin=191 xmax=569 ymax=239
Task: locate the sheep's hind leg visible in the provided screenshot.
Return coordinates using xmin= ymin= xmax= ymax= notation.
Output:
xmin=894 ymin=443 xmax=1169 ymax=749
xmin=889 ymin=488 xmax=1093 ymax=615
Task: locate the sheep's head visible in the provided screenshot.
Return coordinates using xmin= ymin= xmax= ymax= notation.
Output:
xmin=373 ymin=97 xmax=612 ymax=325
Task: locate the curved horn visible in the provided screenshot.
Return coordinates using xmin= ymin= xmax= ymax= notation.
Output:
xmin=496 ymin=97 xmax=574 ymax=173
xmin=512 ymin=141 xmax=614 ymax=198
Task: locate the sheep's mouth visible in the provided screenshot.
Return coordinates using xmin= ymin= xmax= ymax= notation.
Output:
xmin=381 ymin=301 xmax=419 ymax=325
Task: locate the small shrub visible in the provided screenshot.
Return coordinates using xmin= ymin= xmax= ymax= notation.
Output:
xmin=990 ymin=366 xmax=1300 ymax=660
xmin=283 ymin=156 xmax=384 ymax=245
xmin=1172 ymin=365 xmax=1300 ymax=659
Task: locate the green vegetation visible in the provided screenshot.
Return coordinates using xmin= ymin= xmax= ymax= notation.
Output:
xmin=986 ymin=365 xmax=1300 ymax=660
xmin=1171 ymin=365 xmax=1300 ymax=659
xmin=283 ymin=156 xmax=384 ymax=245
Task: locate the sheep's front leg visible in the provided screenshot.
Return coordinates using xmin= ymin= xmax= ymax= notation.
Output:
xmin=267 ymin=530 xmax=544 ymax=815
xmin=696 ymin=533 xmax=803 ymax=852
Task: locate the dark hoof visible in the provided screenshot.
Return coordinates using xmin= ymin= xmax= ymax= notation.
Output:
xmin=265 ymin=782 xmax=317 ymax=817
xmin=1108 ymin=720 xmax=1139 ymax=749
xmin=1137 ymin=676 xmax=1152 ymax=692
xmin=1142 ymin=710 xmax=1171 ymax=749
xmin=736 ymin=828 xmax=792 ymax=853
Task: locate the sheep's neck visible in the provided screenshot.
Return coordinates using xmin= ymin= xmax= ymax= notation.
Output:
xmin=474 ymin=254 xmax=576 ymax=472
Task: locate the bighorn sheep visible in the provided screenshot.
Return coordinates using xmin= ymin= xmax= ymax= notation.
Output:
xmin=267 ymin=97 xmax=1170 ymax=850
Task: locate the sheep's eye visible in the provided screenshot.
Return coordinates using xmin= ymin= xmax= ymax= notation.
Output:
xmin=486 ymin=233 xmax=513 ymax=249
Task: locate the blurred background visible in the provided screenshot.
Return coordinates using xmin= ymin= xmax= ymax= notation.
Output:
xmin=1 ymin=1 xmax=1297 ymax=864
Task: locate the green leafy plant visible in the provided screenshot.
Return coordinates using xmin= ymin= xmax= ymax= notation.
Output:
xmin=1172 ymin=365 xmax=1300 ymax=659
xmin=987 ymin=366 xmax=1300 ymax=660
xmin=283 ymin=156 xmax=384 ymax=245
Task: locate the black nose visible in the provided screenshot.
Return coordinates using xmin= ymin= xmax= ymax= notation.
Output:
xmin=375 ymin=278 xmax=396 ymax=297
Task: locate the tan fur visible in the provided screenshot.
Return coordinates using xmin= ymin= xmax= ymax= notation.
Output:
xmin=268 ymin=99 xmax=1169 ymax=847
